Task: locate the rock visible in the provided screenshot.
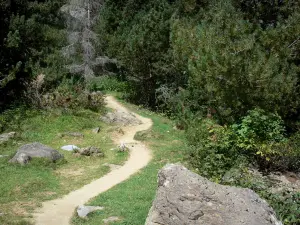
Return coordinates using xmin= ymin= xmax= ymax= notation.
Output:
xmin=15 ymin=153 xmax=31 ymax=165
xmin=77 ymin=205 xmax=104 ymax=218
xmin=145 ymin=164 xmax=282 ymax=225
xmin=0 ymin=155 xmax=9 ymax=158
xmin=101 ymin=110 xmax=142 ymax=126
xmin=77 ymin=146 xmax=104 ymax=156
xmin=118 ymin=142 xmax=128 ymax=152
xmin=9 ymin=142 xmax=63 ymax=164
xmin=61 ymin=145 xmax=80 ymax=151
xmin=0 ymin=132 xmax=16 ymax=144
xmin=103 ymin=216 xmax=120 ymax=224
xmin=92 ymin=127 xmax=100 ymax=133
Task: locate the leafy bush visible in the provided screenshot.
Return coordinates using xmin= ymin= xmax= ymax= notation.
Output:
xmin=231 ymin=108 xmax=286 ymax=161
xmin=186 ymin=118 xmax=238 ymax=181
xmin=187 ymin=108 xmax=300 ymax=180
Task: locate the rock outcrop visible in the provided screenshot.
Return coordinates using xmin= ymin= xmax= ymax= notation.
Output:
xmin=145 ymin=164 xmax=282 ymax=225
xmin=9 ymin=142 xmax=63 ymax=164
xmin=101 ymin=110 xmax=142 ymax=126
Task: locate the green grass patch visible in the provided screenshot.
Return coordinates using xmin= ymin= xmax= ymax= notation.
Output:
xmin=72 ymin=99 xmax=188 ymax=225
xmin=0 ymin=109 xmax=128 ymax=225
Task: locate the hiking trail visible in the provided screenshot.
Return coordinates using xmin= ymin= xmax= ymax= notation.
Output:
xmin=33 ymin=95 xmax=153 ymax=225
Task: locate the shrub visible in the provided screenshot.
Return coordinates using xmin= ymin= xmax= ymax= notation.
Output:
xmin=41 ymin=84 xmax=105 ymax=113
xmin=25 ymin=78 xmax=105 ymax=113
xmin=186 ymin=118 xmax=239 ymax=181
xmin=186 ymin=108 xmax=300 ymax=180
xmin=231 ymin=108 xmax=286 ymax=161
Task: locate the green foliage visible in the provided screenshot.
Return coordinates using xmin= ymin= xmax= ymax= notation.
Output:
xmin=98 ymin=0 xmax=300 ymax=126
xmin=171 ymin=1 xmax=299 ymax=123
xmin=232 ymin=108 xmax=285 ymax=143
xmin=264 ymin=191 xmax=300 ymax=225
xmin=0 ymin=0 xmax=66 ymax=109
xmin=97 ymin=0 xmax=178 ymax=106
xmin=231 ymin=108 xmax=286 ymax=160
xmin=187 ymin=109 xmax=300 ymax=224
xmin=0 ymin=107 xmax=38 ymax=133
xmin=87 ymin=75 xmax=131 ymax=94
xmin=186 ymin=118 xmax=237 ymax=180
xmin=42 ymin=82 xmax=105 ymax=113
xmin=186 ymin=109 xmax=298 ymax=181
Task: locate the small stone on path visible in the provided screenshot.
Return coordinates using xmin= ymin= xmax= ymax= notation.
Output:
xmin=61 ymin=145 xmax=80 ymax=151
xmin=103 ymin=216 xmax=120 ymax=224
xmin=77 ymin=205 xmax=104 ymax=218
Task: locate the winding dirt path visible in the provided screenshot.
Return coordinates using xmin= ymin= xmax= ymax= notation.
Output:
xmin=33 ymin=95 xmax=153 ymax=225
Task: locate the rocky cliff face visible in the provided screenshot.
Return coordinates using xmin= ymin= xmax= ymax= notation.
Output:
xmin=145 ymin=164 xmax=282 ymax=225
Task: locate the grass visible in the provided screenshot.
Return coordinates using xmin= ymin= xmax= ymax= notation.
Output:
xmin=71 ymin=96 xmax=188 ymax=225
xmin=0 ymin=108 xmax=128 ymax=225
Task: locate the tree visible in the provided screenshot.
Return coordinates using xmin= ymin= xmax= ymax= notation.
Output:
xmin=0 ymin=0 xmax=65 ymax=110
xmin=171 ymin=0 xmax=300 ymax=123
xmin=61 ymin=0 xmax=116 ymax=81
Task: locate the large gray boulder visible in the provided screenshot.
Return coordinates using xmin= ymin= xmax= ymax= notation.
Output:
xmin=145 ymin=164 xmax=282 ymax=225
xmin=9 ymin=142 xmax=63 ymax=164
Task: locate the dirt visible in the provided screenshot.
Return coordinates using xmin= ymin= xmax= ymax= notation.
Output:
xmin=33 ymin=95 xmax=153 ymax=225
